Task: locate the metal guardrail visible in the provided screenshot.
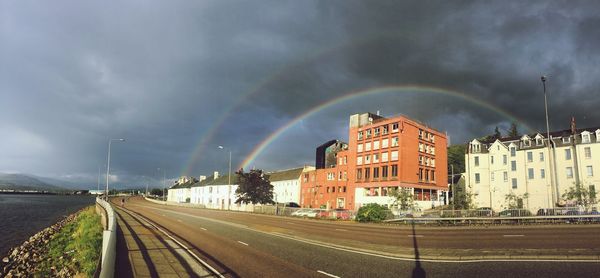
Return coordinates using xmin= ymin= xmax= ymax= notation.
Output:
xmin=385 ymin=214 xmax=600 ymax=224
xmin=96 ymin=197 xmax=116 ymax=278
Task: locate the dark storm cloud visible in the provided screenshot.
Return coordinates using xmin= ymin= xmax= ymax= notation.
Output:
xmin=2 ymin=0 xmax=600 ymax=187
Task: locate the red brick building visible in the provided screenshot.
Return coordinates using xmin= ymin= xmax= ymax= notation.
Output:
xmin=301 ymin=112 xmax=448 ymax=210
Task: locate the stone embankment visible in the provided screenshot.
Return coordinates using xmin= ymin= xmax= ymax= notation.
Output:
xmin=0 ymin=210 xmax=82 ymax=277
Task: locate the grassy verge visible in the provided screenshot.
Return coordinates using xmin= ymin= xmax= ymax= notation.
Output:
xmin=37 ymin=206 xmax=103 ymax=277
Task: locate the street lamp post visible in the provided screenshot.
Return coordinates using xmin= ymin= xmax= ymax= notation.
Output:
xmin=106 ymin=138 xmax=125 ymax=197
xmin=218 ymin=146 xmax=232 ymax=210
xmin=542 ymin=76 xmax=556 ymax=206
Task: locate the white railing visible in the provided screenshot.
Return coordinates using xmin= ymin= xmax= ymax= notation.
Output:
xmin=96 ymin=197 xmax=116 ymax=278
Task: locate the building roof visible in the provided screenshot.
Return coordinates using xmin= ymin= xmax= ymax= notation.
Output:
xmin=267 ymin=167 xmax=304 ymax=182
xmin=193 ymin=174 xmax=240 ymax=187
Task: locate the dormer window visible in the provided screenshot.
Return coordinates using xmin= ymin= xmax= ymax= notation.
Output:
xmin=596 ymin=130 xmax=600 ymax=142
xmin=536 ymin=137 xmax=543 ymax=146
xmin=582 ymin=132 xmax=591 ymax=143
xmin=523 ymin=139 xmax=531 ymax=147
xmin=471 ymin=143 xmax=481 ymax=153
xmin=562 ymin=137 xmax=571 ymax=144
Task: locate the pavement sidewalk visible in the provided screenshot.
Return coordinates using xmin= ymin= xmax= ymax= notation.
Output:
xmin=114 ymin=207 xmax=217 ymax=277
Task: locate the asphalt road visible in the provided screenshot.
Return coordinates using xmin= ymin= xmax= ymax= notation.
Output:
xmin=120 ymin=197 xmax=600 ymax=278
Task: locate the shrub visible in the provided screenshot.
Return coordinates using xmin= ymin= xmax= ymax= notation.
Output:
xmin=356 ymin=203 xmax=390 ymax=222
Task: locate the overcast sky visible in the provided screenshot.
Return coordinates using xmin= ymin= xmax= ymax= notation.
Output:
xmin=2 ymin=1 xmax=600 ymax=188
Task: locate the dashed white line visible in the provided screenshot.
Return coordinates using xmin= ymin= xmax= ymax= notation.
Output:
xmin=177 ymin=219 xmax=183 ymax=222
xmin=335 ymin=228 xmax=348 ymax=232
xmin=237 ymin=241 xmax=249 ymax=246
xmin=317 ymin=270 xmax=341 ymax=278
xmin=408 ymin=235 xmax=424 ymax=238
xmin=200 ymin=227 xmax=207 ymax=231
xmin=503 ymin=234 xmax=525 ymax=237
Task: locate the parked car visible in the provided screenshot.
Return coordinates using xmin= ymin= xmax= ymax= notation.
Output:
xmin=476 ymin=207 xmax=494 ymax=217
xmin=291 ymin=208 xmax=312 ymax=217
xmin=499 ymin=209 xmax=532 ymax=217
xmin=304 ymin=209 xmax=324 ymax=218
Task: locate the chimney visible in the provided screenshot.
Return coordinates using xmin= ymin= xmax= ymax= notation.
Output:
xmin=571 ymin=116 xmax=576 ymax=135
xmin=199 ymin=175 xmax=206 ymax=182
xmin=213 ymin=171 xmax=219 ymax=180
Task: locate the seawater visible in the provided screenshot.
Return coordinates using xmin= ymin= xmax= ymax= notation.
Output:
xmin=0 ymin=194 xmax=95 ymax=256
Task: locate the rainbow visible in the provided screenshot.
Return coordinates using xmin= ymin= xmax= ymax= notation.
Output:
xmin=237 ymin=85 xmax=534 ymax=170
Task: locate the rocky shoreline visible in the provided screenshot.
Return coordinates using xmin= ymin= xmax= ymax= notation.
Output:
xmin=0 ymin=209 xmax=85 ymax=277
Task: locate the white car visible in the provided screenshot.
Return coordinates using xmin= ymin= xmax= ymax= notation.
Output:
xmin=291 ymin=208 xmax=312 ymax=217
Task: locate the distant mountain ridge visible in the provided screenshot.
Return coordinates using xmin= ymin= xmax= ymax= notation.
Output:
xmin=0 ymin=173 xmax=68 ymax=192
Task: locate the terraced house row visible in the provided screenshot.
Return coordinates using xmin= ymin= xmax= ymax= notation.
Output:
xmin=168 ymin=112 xmax=449 ymax=211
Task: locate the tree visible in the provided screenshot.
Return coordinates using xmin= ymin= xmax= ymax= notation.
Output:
xmin=507 ymin=122 xmax=519 ymax=137
xmin=150 ymin=188 xmax=163 ymax=196
xmin=235 ymin=168 xmax=274 ymax=204
xmin=356 ymin=203 xmax=390 ymax=222
xmin=562 ymin=183 xmax=597 ymax=208
xmin=389 ymin=187 xmax=415 ymax=210
xmin=493 ymin=126 xmax=502 ymax=140
xmin=447 ymin=144 xmax=466 ymax=175
xmin=504 ymin=192 xmax=528 ymax=209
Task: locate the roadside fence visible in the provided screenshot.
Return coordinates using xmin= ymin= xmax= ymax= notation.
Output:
xmin=96 ymin=197 xmax=117 ymax=278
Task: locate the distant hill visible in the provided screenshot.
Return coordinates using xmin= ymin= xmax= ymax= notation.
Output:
xmin=0 ymin=173 xmax=67 ymax=192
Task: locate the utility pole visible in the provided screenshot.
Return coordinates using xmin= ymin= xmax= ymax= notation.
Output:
xmin=542 ymin=76 xmax=557 ymax=206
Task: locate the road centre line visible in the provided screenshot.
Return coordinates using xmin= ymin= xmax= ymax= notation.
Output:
xmin=335 ymin=228 xmax=348 ymax=232
xmin=408 ymin=235 xmax=424 ymax=238
xmin=237 ymin=241 xmax=249 ymax=246
xmin=503 ymin=235 xmax=525 ymax=237
xmin=140 ymin=205 xmax=600 ymax=263
xmin=317 ymin=270 xmax=341 ymax=278
xmin=200 ymin=227 xmax=207 ymax=231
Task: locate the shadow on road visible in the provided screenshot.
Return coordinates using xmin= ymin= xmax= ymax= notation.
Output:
xmin=411 ymin=220 xmax=426 ymax=278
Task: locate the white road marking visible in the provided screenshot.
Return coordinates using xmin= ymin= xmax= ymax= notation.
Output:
xmin=503 ymin=234 xmax=525 ymax=237
xmin=287 ymin=222 xmax=295 ymax=224
xmin=408 ymin=235 xmax=424 ymax=238
xmin=237 ymin=241 xmax=249 ymax=246
xmin=335 ymin=228 xmax=348 ymax=232
xmin=139 ymin=204 xmax=600 ymax=263
xmin=200 ymin=227 xmax=207 ymax=231
xmin=317 ymin=270 xmax=341 ymax=278
xmin=177 ymin=219 xmax=183 ymax=222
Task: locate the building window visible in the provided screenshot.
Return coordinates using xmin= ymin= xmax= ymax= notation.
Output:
xmin=327 ymin=172 xmax=335 ymax=181
xmin=365 ymin=155 xmax=371 ymax=164
xmin=366 ymin=129 xmax=372 ymax=138
xmin=512 ymin=178 xmax=518 ymax=189
xmin=566 ymin=167 xmax=573 ymax=179
xmin=475 ymin=173 xmax=480 ymax=184
xmin=528 ymin=168 xmax=534 ymax=179
xmin=474 ymin=156 xmax=479 ymax=167
xmin=491 ymin=156 xmax=494 ymax=165
xmin=523 ymin=139 xmax=531 ymax=147
xmin=358 ymin=131 xmax=363 ymax=140
xmin=373 ymin=167 xmax=379 ymax=179
xmin=565 ymin=149 xmax=571 ymax=160
xmin=527 ymin=151 xmax=533 ymax=162
xmin=382 ymin=166 xmax=388 ymax=178
xmin=382 ymin=125 xmax=388 ymax=135
xmin=431 ymin=158 xmax=436 ymax=167
xmin=382 ymin=138 xmax=389 ymax=148
xmin=357 ymin=144 xmax=363 ymax=152
xmin=373 ymin=141 xmax=380 ymax=150
xmin=364 ymin=168 xmax=371 ymax=179
xmin=419 ymin=168 xmax=424 ymax=181
xmin=365 ymin=142 xmax=371 ymax=151
xmin=503 ymin=155 xmax=507 ymax=165
xmin=491 ymin=172 xmax=495 ymax=181
xmin=373 ymin=153 xmax=379 ymax=163
xmin=381 ymin=152 xmax=388 ymax=162
xmin=419 ymin=156 xmax=424 ymax=165
xmin=539 ymin=152 xmax=544 ymax=162
xmin=343 ymin=171 xmax=347 ymax=180
xmin=419 ymin=143 xmax=424 ymax=152
xmin=562 ymin=137 xmax=570 ymax=144
xmin=391 ymin=151 xmax=398 ymax=161
xmin=510 ymin=147 xmax=516 ymax=157
xmin=582 ymin=133 xmax=591 ymax=143
xmin=587 ymin=166 xmax=594 ymax=177
xmin=344 ymin=156 xmax=347 ymax=165
xmin=425 ymin=170 xmax=430 ymax=181
xmin=356 ymin=168 xmax=362 ymax=180
xmin=431 ymin=171 xmax=435 ymax=181
xmin=511 ymin=161 xmax=516 ymax=171
xmin=540 ymin=169 xmax=545 ymax=179
xmin=338 ymin=171 xmax=342 ymax=180
xmin=585 ymin=147 xmax=591 ymax=159
xmin=392 ymin=123 xmax=399 ymax=132
xmin=503 ymin=171 xmax=508 ymax=182
xmin=391 ymin=165 xmax=398 ymax=177
xmin=536 ymin=137 xmax=543 ymax=145
xmin=357 ymin=156 xmax=363 ymax=165
xmin=392 ymin=137 xmax=399 ymax=147
xmin=374 ymin=127 xmax=380 ymax=137
xmin=431 ymin=146 xmax=435 ymax=155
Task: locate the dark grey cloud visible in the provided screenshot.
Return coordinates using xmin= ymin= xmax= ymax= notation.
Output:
xmin=2 ymin=0 xmax=600 ymax=188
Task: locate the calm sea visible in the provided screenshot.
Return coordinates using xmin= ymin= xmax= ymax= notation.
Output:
xmin=0 ymin=194 xmax=95 ymax=256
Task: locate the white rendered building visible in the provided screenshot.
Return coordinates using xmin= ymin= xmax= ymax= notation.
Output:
xmin=269 ymin=166 xmax=314 ymax=204
xmin=465 ymin=124 xmax=600 ymax=212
